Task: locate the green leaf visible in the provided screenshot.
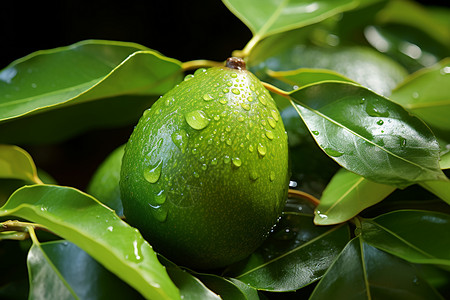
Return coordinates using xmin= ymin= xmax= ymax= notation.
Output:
xmin=227 ymin=212 xmax=350 ymax=291
xmin=314 ymin=168 xmax=396 ymax=225
xmin=159 ymin=256 xmax=220 ymax=300
xmin=310 ymin=236 xmax=444 ymax=300
xmin=390 ymin=58 xmax=450 ymax=131
xmin=27 ymin=240 xmax=143 ymax=300
xmin=420 ymin=180 xmax=450 ymax=206
xmin=0 ymin=185 xmax=180 ymax=300
xmin=0 ymin=145 xmax=42 ymax=184
xmin=267 ymin=68 xmax=354 ymax=88
xmin=361 ymin=210 xmax=450 ymax=267
xmin=0 ymin=40 xmax=182 ymax=123
xmin=440 ymin=152 xmax=450 ymax=169
xmin=223 ymin=0 xmax=359 ymax=40
xmin=289 ymin=81 xmax=447 ymax=187
xmin=194 ymin=274 xmax=260 ymax=300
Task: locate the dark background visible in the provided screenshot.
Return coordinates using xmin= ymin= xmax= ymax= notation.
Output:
xmin=0 ymin=0 xmax=446 ymax=190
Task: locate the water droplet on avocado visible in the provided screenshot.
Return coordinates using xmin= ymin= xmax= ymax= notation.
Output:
xmin=248 ymin=96 xmax=254 ymax=102
xmin=203 ymin=94 xmax=214 ymax=101
xmin=270 ymin=110 xmax=279 ymax=121
xmin=219 ymin=99 xmax=228 ymax=104
xmin=268 ymin=118 xmax=276 ymax=128
xmin=171 ymin=130 xmax=189 ymax=153
xmin=225 ymin=125 xmax=231 ymax=132
xmin=269 ymin=171 xmax=276 ymax=182
xmin=324 ymin=148 xmax=344 ymax=157
xmin=232 ymin=157 xmax=242 ymax=168
xmin=250 ymin=170 xmax=259 ymax=181
xmin=150 ymin=204 xmax=168 ymax=222
xmin=185 ymin=110 xmax=210 ymax=130
xmin=223 ymin=88 xmax=229 ymax=93
xmin=238 ymin=115 xmax=245 ymax=122
xmin=226 ymin=138 xmax=232 ymax=145
xmin=214 ymin=115 xmax=220 ymax=121
xmin=257 ymin=143 xmax=267 ymax=157
xmin=201 ymin=164 xmax=208 ymax=170
xmin=143 ymin=108 xmax=151 ymax=118
xmin=184 ymin=74 xmax=194 ymax=81
xmin=194 ymin=68 xmax=206 ymax=75
xmin=223 ymin=155 xmax=231 ymax=164
xmin=241 ymin=103 xmax=251 ymax=111
xmin=144 ymin=160 xmax=163 ymax=183
xmin=265 ymin=131 xmax=274 ymax=140
xmin=232 ymin=88 xmax=240 ymax=95
xmin=210 ymin=157 xmax=218 ymax=165
xmin=231 ymin=73 xmax=237 ymax=78
xmin=154 ymin=190 xmax=167 ymax=204
xmin=248 ymin=144 xmax=254 ymax=152
xmin=258 ymin=96 xmax=267 ymax=106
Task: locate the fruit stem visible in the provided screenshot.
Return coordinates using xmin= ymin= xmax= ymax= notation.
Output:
xmin=288 ymin=189 xmax=320 ymax=206
xmin=182 ymin=60 xmax=224 ymax=71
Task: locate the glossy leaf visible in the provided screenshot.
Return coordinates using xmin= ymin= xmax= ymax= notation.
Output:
xmin=361 ymin=210 xmax=450 ymax=266
xmin=159 ymin=256 xmax=220 ymax=300
xmin=267 ymin=68 xmax=354 ymax=88
xmin=314 ymin=168 xmax=396 ymax=225
xmin=223 ymin=0 xmax=358 ymax=40
xmin=0 ymin=145 xmax=42 ymax=184
xmin=440 ymin=152 xmax=450 ymax=169
xmin=194 ymin=273 xmax=260 ymax=300
xmin=28 ymin=240 xmax=143 ymax=300
xmin=420 ymin=180 xmax=450 ymax=205
xmin=390 ymin=58 xmax=450 ymax=131
xmin=0 ymin=185 xmax=180 ymax=300
xmin=0 ymin=40 xmax=182 ymax=123
xmin=227 ymin=212 xmax=350 ymax=291
xmin=252 ymin=45 xmax=408 ymax=96
xmin=310 ymin=236 xmax=443 ymax=300
xmin=289 ymin=81 xmax=447 ymax=187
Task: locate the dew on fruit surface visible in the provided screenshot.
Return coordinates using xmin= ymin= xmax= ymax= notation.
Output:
xmin=226 ymin=82 xmax=232 ymax=87
xmin=269 ymin=171 xmax=276 ymax=182
xmin=261 ymin=119 xmax=267 ymax=126
xmin=231 ymin=73 xmax=237 ymax=78
xmin=154 ymin=190 xmax=167 ymax=204
xmin=440 ymin=66 xmax=450 ymax=75
xmin=324 ymin=148 xmax=344 ymax=157
xmin=143 ymin=108 xmax=151 ymax=118
xmin=248 ymin=144 xmax=254 ymax=152
xmin=210 ymin=157 xmax=218 ymax=165
xmin=214 ymin=115 xmax=220 ymax=121
xmin=241 ymin=103 xmax=251 ymax=111
xmin=219 ymin=99 xmax=228 ymax=104
xmin=201 ymin=163 xmax=208 ymax=171
xmin=238 ymin=115 xmax=245 ymax=122
xmin=194 ymin=68 xmax=206 ymax=75
xmin=232 ymin=88 xmax=240 ymax=95
xmin=223 ymin=155 xmax=231 ymax=164
xmin=144 ymin=159 xmax=163 ymax=183
xmin=223 ymin=88 xmax=229 ymax=93
xmin=191 ymin=148 xmax=198 ymax=155
xmin=226 ymin=138 xmax=232 ymax=146
xmin=312 ymin=130 xmax=319 ymax=135
xmin=377 ymin=119 xmax=384 ymax=125
xmin=248 ymin=96 xmax=254 ymax=102
xmin=271 ymin=110 xmax=279 ymax=122
xmin=232 ymin=157 xmax=242 ymax=168
xmin=225 ymin=125 xmax=231 ymax=132
xmin=193 ymin=171 xmax=200 ymax=178
xmin=249 ymin=170 xmax=259 ymax=181
xmin=165 ymin=98 xmax=174 ymax=106
xmin=203 ymin=94 xmax=214 ymax=101
xmin=171 ymin=130 xmax=189 ymax=153
xmin=265 ymin=130 xmax=274 ymax=140
xmin=184 ymin=74 xmax=194 ymax=81
xmin=257 ymin=143 xmax=267 ymax=157
xmin=268 ymin=117 xmax=276 ymax=128
xmin=149 ymin=204 xmax=168 ymax=222
xmin=258 ymin=96 xmax=267 ymax=106
xmin=185 ymin=110 xmax=210 ymax=130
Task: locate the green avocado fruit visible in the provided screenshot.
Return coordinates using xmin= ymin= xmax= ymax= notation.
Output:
xmin=120 ymin=58 xmax=289 ymax=270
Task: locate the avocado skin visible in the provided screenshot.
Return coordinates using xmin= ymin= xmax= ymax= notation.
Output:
xmin=120 ymin=66 xmax=289 ymax=269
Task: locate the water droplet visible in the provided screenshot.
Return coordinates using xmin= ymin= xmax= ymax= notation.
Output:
xmin=107 ymin=226 xmax=114 ymax=232
xmin=224 ymin=155 xmax=231 ymax=164
xmin=232 ymin=88 xmax=240 ymax=95
xmin=265 ymin=130 xmax=274 ymax=140
xmin=271 ymin=110 xmax=279 ymax=121
xmin=185 ymin=110 xmax=210 ymax=130
xmin=241 ymin=103 xmax=250 ymax=111
xmin=202 ymin=94 xmax=214 ymax=101
xmin=269 ymin=171 xmax=275 ymax=181
xmin=399 ymin=137 xmax=407 ymax=147
xmin=261 ymin=119 xmax=267 ymax=126
xmin=210 ymin=157 xmax=218 ymax=165
xmin=144 ymin=160 xmax=162 ymax=183
xmin=227 ymin=82 xmax=232 ymax=87
xmin=360 ymin=98 xmax=366 ymax=104
xmin=191 ymin=148 xmax=198 ymax=155
xmin=143 ymin=108 xmax=151 ymax=118
xmin=214 ymin=115 xmax=220 ymax=121
xmin=238 ymin=115 xmax=245 ymax=122
xmin=219 ymin=99 xmax=228 ymax=104
xmin=250 ymin=170 xmax=259 ymax=181
xmin=324 ymin=148 xmax=344 ymax=157
xmin=223 ymin=88 xmax=229 ymax=93
xmin=184 ymin=74 xmax=194 ymax=81
xmin=232 ymin=157 xmax=242 ymax=168
xmin=440 ymin=66 xmax=450 ymax=75
xmin=165 ymin=98 xmax=174 ymax=106
xmin=316 ymin=210 xmax=328 ymax=220
xmin=365 ymin=102 xmax=389 ymax=117
xmin=226 ymin=138 xmax=232 ymax=145
xmin=412 ymin=92 xmax=420 ymax=99
xmin=312 ymin=130 xmax=319 ymax=135
xmin=194 ymin=68 xmax=206 ymax=76
xmin=231 ymin=73 xmax=237 ymax=78
xmin=193 ymin=171 xmax=200 ymax=178
xmin=154 ymin=190 xmax=166 ymax=204
xmin=248 ymin=96 xmax=254 ymax=102
xmin=225 ymin=125 xmax=231 ymax=132
xmin=250 ymin=85 xmax=256 ymax=92
xmin=257 ymin=143 xmax=267 ymax=157
xmin=258 ymin=96 xmax=267 ymax=106
xmin=201 ymin=164 xmax=207 ymax=170
xmin=268 ymin=117 xmax=276 ymax=128
xmin=150 ymin=204 xmax=168 ymax=222
xmin=171 ymin=130 xmax=189 ymax=153
xmin=377 ymin=119 xmax=384 ymax=125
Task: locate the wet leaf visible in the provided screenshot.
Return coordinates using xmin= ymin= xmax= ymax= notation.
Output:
xmin=0 ymin=145 xmax=42 ymax=184
xmin=289 ymin=81 xmax=447 ymax=187
xmin=314 ymin=168 xmax=396 ymax=225
xmin=0 ymin=185 xmax=179 ymax=300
